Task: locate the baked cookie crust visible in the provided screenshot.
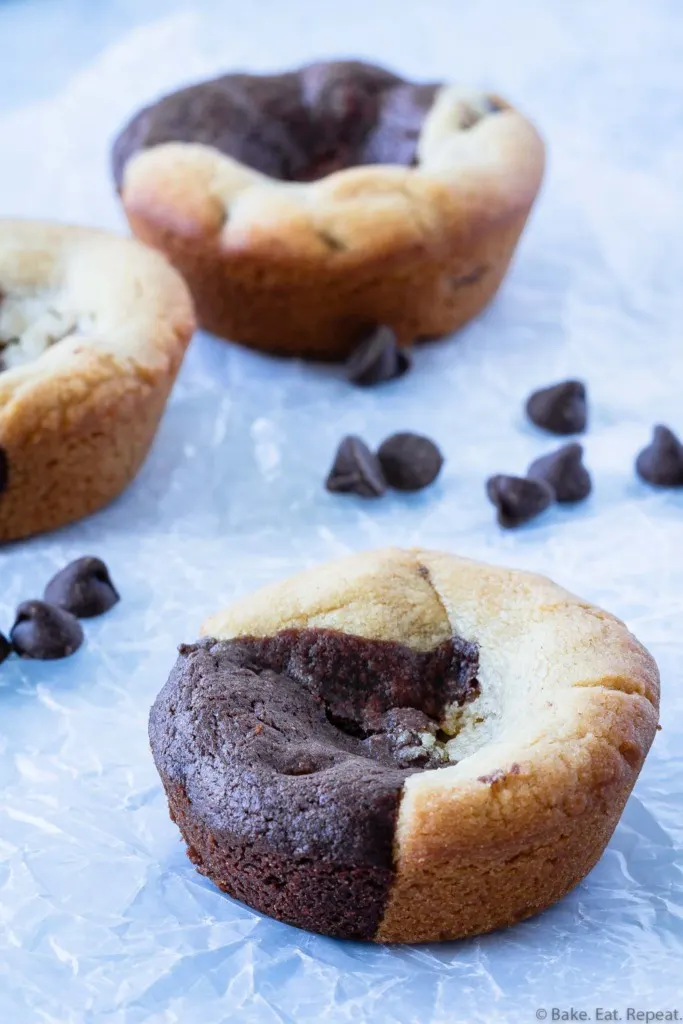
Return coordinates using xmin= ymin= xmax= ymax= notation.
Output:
xmin=0 ymin=220 xmax=195 ymax=542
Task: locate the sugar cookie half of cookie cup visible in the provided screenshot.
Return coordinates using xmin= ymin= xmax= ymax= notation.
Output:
xmin=0 ymin=220 xmax=195 ymax=542
xmin=153 ymin=548 xmax=660 ymax=944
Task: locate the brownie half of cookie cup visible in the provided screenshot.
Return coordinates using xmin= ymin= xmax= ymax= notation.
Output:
xmin=0 ymin=220 xmax=195 ymax=542
xmin=150 ymin=548 xmax=658 ymax=943
xmin=113 ymin=60 xmax=544 ymax=359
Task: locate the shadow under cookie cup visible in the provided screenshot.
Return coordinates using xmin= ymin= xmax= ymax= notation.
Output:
xmin=149 ymin=548 xmax=659 ymax=943
xmin=114 ymin=61 xmax=545 ymax=359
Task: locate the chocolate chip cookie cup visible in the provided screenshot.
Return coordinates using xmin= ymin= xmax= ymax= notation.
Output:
xmin=0 ymin=220 xmax=195 ymax=542
xmin=150 ymin=548 xmax=659 ymax=943
xmin=113 ymin=60 xmax=544 ymax=359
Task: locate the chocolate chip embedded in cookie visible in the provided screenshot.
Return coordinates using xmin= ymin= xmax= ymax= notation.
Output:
xmin=635 ymin=425 xmax=683 ymax=487
xmin=0 ymin=220 xmax=195 ymax=542
xmin=527 ymin=443 xmax=592 ymax=503
xmin=526 ymin=380 xmax=588 ymax=435
xmin=113 ymin=60 xmax=544 ymax=359
xmin=150 ymin=547 xmax=659 ymax=943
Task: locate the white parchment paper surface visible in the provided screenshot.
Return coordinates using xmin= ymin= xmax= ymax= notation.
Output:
xmin=1 ymin=2 xmax=682 ymax=1021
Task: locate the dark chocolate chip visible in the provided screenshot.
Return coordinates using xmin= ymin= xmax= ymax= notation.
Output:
xmin=325 ymin=436 xmax=387 ymax=497
xmin=486 ymin=474 xmax=555 ymax=528
xmin=345 ymin=326 xmax=411 ymax=386
xmin=526 ymin=380 xmax=587 ymax=435
xmin=527 ymin=443 xmax=592 ymax=503
xmin=377 ymin=432 xmax=443 ymax=491
xmin=44 ymin=557 xmax=120 ymax=619
xmin=450 ymin=265 xmax=488 ymax=290
xmin=636 ymin=425 xmax=683 ymax=487
xmin=10 ymin=600 xmax=84 ymax=660
xmin=0 ymin=446 xmax=7 ymax=494
xmin=0 ymin=631 xmax=11 ymax=664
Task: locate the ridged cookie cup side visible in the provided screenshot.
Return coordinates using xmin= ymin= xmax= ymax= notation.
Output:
xmin=0 ymin=221 xmax=195 ymax=541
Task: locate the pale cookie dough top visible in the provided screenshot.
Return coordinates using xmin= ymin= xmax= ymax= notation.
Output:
xmin=0 ymin=220 xmax=194 ymax=387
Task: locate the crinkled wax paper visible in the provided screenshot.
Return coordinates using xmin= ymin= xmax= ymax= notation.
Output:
xmin=1 ymin=2 xmax=682 ymax=1021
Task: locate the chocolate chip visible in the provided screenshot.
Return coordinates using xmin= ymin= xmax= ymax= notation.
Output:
xmin=526 ymin=380 xmax=587 ymax=435
xmin=636 ymin=425 xmax=683 ymax=487
xmin=326 ymin=436 xmax=387 ymax=497
xmin=44 ymin=557 xmax=120 ymax=618
xmin=0 ymin=446 xmax=7 ymax=494
xmin=450 ymin=265 xmax=488 ymax=290
xmin=486 ymin=474 xmax=555 ymax=528
xmin=10 ymin=600 xmax=84 ymax=660
xmin=527 ymin=443 xmax=592 ymax=503
xmin=345 ymin=326 xmax=410 ymax=386
xmin=377 ymin=433 xmax=443 ymax=491
xmin=0 ymin=631 xmax=11 ymax=665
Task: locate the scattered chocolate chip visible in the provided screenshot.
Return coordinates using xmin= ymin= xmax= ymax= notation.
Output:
xmin=636 ymin=425 xmax=683 ymax=487
xmin=345 ymin=326 xmax=410 ymax=386
xmin=10 ymin=600 xmax=84 ymax=660
xmin=0 ymin=446 xmax=7 ymax=494
xmin=377 ymin=433 xmax=443 ymax=491
xmin=526 ymin=380 xmax=587 ymax=435
xmin=486 ymin=474 xmax=555 ymax=528
xmin=527 ymin=443 xmax=592 ymax=503
xmin=326 ymin=436 xmax=387 ymax=497
xmin=44 ymin=557 xmax=120 ymax=618
xmin=0 ymin=631 xmax=11 ymax=664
